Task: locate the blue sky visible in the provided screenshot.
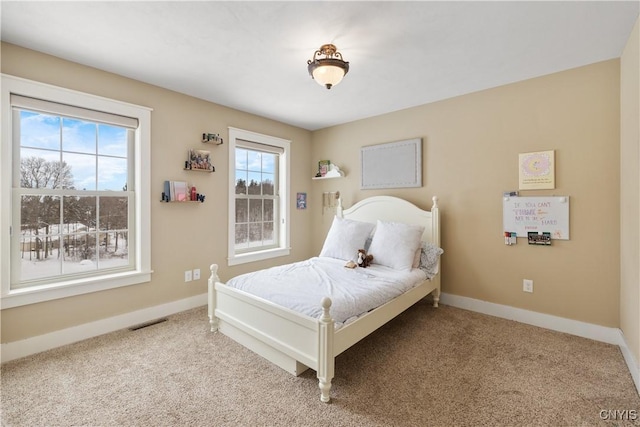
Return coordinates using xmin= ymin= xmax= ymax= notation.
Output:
xmin=20 ymin=110 xmax=128 ymax=191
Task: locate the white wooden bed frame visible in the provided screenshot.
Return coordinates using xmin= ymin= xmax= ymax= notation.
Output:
xmin=208 ymin=196 xmax=440 ymax=402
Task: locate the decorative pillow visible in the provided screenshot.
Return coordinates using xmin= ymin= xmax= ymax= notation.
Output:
xmin=367 ymin=220 xmax=425 ymax=271
xmin=319 ymin=216 xmax=375 ymax=261
xmin=416 ymin=241 xmax=444 ymax=277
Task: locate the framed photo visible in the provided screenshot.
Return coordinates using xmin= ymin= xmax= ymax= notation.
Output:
xmin=189 ymin=149 xmax=213 ymax=171
xmin=519 ymin=150 xmax=555 ymax=190
xmin=296 ymin=192 xmax=307 ymax=209
xmin=528 ymin=231 xmax=551 ymax=245
xmin=318 ymin=160 xmax=330 ymax=177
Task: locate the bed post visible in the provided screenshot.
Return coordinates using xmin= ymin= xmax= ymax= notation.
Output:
xmin=431 ymin=196 xmax=441 ymax=308
xmin=208 ymin=264 xmax=220 ymax=332
xmin=318 ymin=297 xmax=335 ymax=403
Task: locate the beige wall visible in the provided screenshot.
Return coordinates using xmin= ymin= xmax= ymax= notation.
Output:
xmin=311 ymin=60 xmax=621 ymax=327
xmin=620 ymin=17 xmax=640 ymax=367
xmin=0 ymin=41 xmax=627 ymax=344
xmin=0 ymin=43 xmax=313 ymax=342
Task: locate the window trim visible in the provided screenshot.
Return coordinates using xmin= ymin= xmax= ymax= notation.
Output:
xmin=1 ymin=74 xmax=152 ymax=309
xmin=227 ymin=127 xmax=290 ymax=266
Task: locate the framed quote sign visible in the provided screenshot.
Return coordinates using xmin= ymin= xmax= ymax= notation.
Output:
xmin=519 ymin=150 xmax=555 ymax=190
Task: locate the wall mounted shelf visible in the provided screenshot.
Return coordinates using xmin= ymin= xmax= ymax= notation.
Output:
xmin=202 ymin=132 xmax=223 ymax=145
xmin=313 ymin=164 xmax=344 ymax=180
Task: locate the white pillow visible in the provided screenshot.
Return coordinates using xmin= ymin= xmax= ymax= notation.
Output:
xmin=319 ymin=216 xmax=375 ymax=261
xmin=368 ymin=220 xmax=425 ymax=271
xmin=415 ymin=241 xmax=444 ymax=277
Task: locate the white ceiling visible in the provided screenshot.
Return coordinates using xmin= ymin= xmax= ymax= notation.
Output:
xmin=1 ymin=1 xmax=638 ymax=131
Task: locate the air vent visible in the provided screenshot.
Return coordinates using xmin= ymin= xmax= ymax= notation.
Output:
xmin=129 ymin=318 xmax=168 ymax=331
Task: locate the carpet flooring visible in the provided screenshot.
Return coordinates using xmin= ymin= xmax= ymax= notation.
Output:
xmin=2 ymin=301 xmax=639 ymax=426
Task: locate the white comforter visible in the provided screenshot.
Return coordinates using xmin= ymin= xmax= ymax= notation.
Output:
xmin=226 ymin=256 xmax=427 ymax=325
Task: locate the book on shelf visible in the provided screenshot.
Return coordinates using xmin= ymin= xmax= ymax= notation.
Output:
xmin=163 ymin=180 xmax=190 ymax=202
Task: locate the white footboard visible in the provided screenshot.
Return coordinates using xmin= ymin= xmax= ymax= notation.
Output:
xmin=208 ymin=264 xmax=336 ymax=402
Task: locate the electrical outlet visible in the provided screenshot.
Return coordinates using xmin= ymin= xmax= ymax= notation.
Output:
xmin=193 ymin=269 xmax=201 ymax=280
xmin=184 ymin=270 xmax=192 ymax=282
xmin=523 ymin=279 xmax=533 ymax=293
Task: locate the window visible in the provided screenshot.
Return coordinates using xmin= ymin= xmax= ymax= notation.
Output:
xmin=228 ymin=128 xmax=290 ymax=265
xmin=1 ymin=75 xmax=151 ymax=308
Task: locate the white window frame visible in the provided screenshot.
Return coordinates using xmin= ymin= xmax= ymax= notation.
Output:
xmin=228 ymin=127 xmax=290 ymax=266
xmin=0 ymin=74 xmax=152 ymax=309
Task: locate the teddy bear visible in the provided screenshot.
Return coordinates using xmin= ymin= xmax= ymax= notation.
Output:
xmin=357 ymin=249 xmax=374 ymax=268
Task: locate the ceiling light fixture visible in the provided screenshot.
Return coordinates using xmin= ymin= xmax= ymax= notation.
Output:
xmin=307 ymin=44 xmax=350 ymax=90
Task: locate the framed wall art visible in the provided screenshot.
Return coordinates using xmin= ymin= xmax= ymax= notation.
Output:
xmin=519 ymin=150 xmax=555 ymax=190
xmin=361 ymin=138 xmax=422 ymax=190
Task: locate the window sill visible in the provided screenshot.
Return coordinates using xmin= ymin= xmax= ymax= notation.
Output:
xmin=1 ymin=270 xmax=153 ymax=309
xmin=228 ymin=247 xmax=291 ymax=266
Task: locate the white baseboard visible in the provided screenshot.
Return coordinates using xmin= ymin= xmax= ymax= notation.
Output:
xmin=1 ymin=293 xmax=207 ymax=363
xmin=439 ymin=292 xmax=622 ymax=345
xmin=440 ymin=292 xmax=640 ymax=396
xmin=618 ymin=329 xmax=640 ymax=395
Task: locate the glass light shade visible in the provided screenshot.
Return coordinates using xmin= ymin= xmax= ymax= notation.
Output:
xmin=312 ymin=64 xmax=345 ymax=89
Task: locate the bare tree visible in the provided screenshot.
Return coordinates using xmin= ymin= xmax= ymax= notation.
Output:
xmin=20 ymin=157 xmax=74 ymax=260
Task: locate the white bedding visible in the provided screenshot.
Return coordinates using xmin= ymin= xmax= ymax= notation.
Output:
xmin=226 ymin=256 xmax=427 ymax=325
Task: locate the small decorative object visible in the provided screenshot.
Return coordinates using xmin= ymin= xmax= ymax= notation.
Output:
xmin=189 ymin=149 xmax=213 ymax=171
xmin=296 ymin=192 xmax=307 ymax=209
xmin=202 ymin=133 xmax=224 ymax=145
xmin=318 ymin=160 xmax=331 ymax=177
xmin=504 ymin=231 xmax=517 ymax=245
xmin=344 ymin=260 xmax=357 ymax=269
xmin=527 ymin=231 xmax=551 ymax=245
xmin=356 ymin=249 xmax=374 ymax=268
xmin=519 ymin=150 xmax=555 ymax=190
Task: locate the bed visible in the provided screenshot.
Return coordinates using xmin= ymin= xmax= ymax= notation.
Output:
xmin=208 ymin=195 xmax=441 ymax=402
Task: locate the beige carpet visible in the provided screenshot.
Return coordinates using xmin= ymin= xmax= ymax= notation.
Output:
xmin=2 ymin=301 xmax=639 ymax=426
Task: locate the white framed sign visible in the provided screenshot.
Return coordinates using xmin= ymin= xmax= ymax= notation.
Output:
xmin=361 ymin=138 xmax=422 ymax=190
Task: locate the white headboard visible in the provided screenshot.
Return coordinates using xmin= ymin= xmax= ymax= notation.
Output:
xmin=338 ymin=196 xmax=440 ymax=247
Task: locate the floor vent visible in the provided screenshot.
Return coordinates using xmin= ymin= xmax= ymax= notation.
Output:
xmin=129 ymin=318 xmax=168 ymax=331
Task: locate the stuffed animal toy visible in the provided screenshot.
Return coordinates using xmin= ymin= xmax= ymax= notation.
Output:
xmin=357 ymin=249 xmax=374 ymax=268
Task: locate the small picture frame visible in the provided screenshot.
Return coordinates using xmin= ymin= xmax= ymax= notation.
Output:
xmin=296 ymin=192 xmax=307 ymax=209
xmin=318 ymin=160 xmax=331 ymax=177
xmin=519 ymin=150 xmax=555 ymax=190
xmin=189 ymin=149 xmax=213 ymax=171
xmin=528 ymin=231 xmax=551 ymax=245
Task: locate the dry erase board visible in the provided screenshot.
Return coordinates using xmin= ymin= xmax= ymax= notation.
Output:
xmin=503 ymin=196 xmax=570 ymax=239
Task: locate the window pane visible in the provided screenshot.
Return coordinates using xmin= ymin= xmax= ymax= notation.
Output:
xmin=20 ymin=110 xmax=60 ymax=151
xmin=235 ymin=148 xmax=248 ymax=170
xmin=20 ymin=195 xmax=60 ymax=234
xmin=264 ymin=199 xmax=274 ymax=222
xmin=98 ymin=124 xmax=127 ymax=157
xmin=235 ymin=198 xmax=248 ymax=223
xmin=262 ymin=153 xmax=275 ymax=173
xmin=249 ymin=223 xmax=262 ymax=244
xmin=235 ymin=224 xmax=248 ymax=247
xmin=64 ymin=196 xmax=97 ymax=230
xmin=235 ymin=171 xmax=248 ymax=195
xmin=62 ymin=118 xmax=96 ymax=154
xmin=20 ymin=237 xmax=61 ymax=281
xmin=99 ymin=197 xmax=128 ymax=231
xmin=62 ymin=233 xmax=97 ymax=274
xmin=63 ymin=152 xmax=96 ymax=191
xmin=99 ymin=231 xmax=129 ymax=269
xmin=247 ymin=151 xmax=261 ymax=172
xmin=98 ymin=156 xmax=127 ymax=191
xmin=262 ymin=173 xmax=274 ymax=195
xmin=247 ymin=172 xmax=261 ymax=195
xmin=20 ymin=151 xmax=74 ymax=189
xmin=264 ymin=222 xmax=274 ymax=244
xmin=249 ymin=199 xmax=262 ymax=222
